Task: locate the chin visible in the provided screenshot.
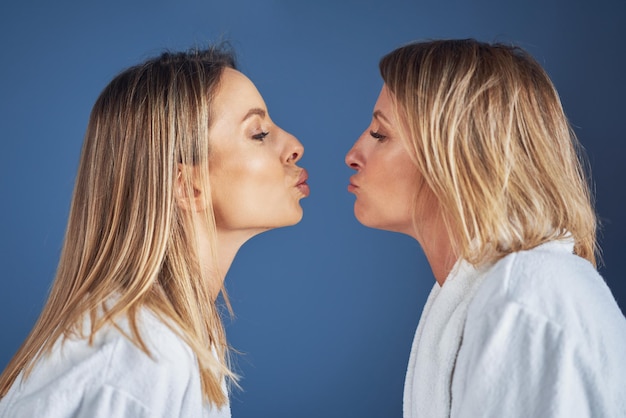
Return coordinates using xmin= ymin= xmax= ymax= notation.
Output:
xmin=286 ymin=208 xmax=304 ymax=225
xmin=355 ymin=217 xmax=378 ymax=230
xmin=268 ymin=208 xmax=304 ymax=229
xmin=353 ymin=205 xmax=373 ymax=228
xmin=354 ymin=207 xmax=391 ymax=232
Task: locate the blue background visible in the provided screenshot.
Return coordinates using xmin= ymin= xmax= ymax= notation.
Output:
xmin=1 ymin=1 xmax=624 ymax=416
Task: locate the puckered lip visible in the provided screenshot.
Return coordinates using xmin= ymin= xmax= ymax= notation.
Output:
xmin=295 ymin=168 xmax=310 ymax=197
xmin=296 ymin=168 xmax=308 ymax=186
xmin=347 ymin=175 xmax=359 ymax=193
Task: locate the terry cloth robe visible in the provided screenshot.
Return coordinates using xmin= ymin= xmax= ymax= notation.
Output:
xmin=404 ymin=239 xmax=626 ymax=418
xmin=0 ymin=308 xmax=230 ymax=418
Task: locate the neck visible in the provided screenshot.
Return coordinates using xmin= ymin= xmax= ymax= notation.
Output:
xmin=195 ymin=224 xmax=261 ymax=299
xmin=201 ymin=224 xmax=269 ymax=299
xmin=409 ymin=215 xmax=457 ymax=286
xmin=214 ymin=228 xmax=259 ymax=277
xmin=422 ymin=235 xmax=457 ymax=286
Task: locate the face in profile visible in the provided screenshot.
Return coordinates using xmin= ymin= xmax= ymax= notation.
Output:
xmin=208 ymin=68 xmax=309 ymax=234
xmin=345 ymin=85 xmax=421 ymax=237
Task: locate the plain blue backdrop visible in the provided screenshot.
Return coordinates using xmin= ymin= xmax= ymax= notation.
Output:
xmin=1 ymin=1 xmax=624 ymax=416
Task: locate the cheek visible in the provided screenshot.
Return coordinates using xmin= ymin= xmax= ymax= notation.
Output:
xmin=372 ymin=158 xmax=414 ymax=201
xmin=209 ymin=154 xmax=295 ymax=225
xmin=355 ymin=156 xmax=419 ymax=231
xmin=236 ymin=156 xmax=286 ymax=193
xmin=215 ymin=153 xmax=278 ymax=187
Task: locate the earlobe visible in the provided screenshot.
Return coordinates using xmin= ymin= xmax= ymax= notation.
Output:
xmin=175 ymin=164 xmax=206 ymax=212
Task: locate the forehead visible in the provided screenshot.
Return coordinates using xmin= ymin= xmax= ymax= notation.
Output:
xmin=375 ymin=85 xmax=394 ymax=111
xmin=211 ymin=68 xmax=265 ymax=126
xmin=373 ymin=85 xmax=396 ymax=122
xmin=214 ymin=68 xmax=264 ymax=111
xmin=376 ymin=84 xmax=391 ymax=107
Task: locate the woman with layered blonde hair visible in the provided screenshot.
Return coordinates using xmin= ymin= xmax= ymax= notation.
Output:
xmin=346 ymin=39 xmax=626 ymax=417
xmin=0 ymin=44 xmax=309 ymax=417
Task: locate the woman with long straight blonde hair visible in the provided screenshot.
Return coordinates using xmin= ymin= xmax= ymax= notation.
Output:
xmin=345 ymin=39 xmax=626 ymax=417
xmin=0 ymin=45 xmax=309 ymax=417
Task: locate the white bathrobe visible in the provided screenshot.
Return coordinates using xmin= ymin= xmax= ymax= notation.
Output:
xmin=0 ymin=309 xmax=230 ymax=418
xmin=404 ymin=240 xmax=626 ymax=417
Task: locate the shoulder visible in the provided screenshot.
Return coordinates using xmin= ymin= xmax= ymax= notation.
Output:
xmin=94 ymin=309 xmax=204 ymax=413
xmin=2 ymin=309 xmax=205 ymax=417
xmin=111 ymin=309 xmax=198 ymax=374
xmin=452 ymin=241 xmax=626 ymax=415
xmin=471 ymin=240 xmax=623 ymax=330
xmin=464 ymin=239 xmax=626 ymax=372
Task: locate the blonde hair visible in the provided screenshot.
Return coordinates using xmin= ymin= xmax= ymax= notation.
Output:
xmin=0 ymin=46 xmax=237 ymax=406
xmin=380 ymin=39 xmax=597 ymax=266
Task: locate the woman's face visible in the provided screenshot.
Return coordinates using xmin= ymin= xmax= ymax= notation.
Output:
xmin=345 ymin=85 xmax=422 ymax=237
xmin=207 ymin=68 xmax=309 ymax=234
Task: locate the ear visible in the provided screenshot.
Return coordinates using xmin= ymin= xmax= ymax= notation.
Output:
xmin=175 ymin=164 xmax=207 ymax=212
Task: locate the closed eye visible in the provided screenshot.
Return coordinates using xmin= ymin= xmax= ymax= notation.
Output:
xmin=252 ymin=131 xmax=269 ymax=141
xmin=370 ymin=130 xmax=387 ymax=141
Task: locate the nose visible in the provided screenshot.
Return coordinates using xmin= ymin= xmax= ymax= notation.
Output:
xmin=345 ymin=140 xmax=362 ymax=171
xmin=284 ymin=132 xmax=304 ymax=164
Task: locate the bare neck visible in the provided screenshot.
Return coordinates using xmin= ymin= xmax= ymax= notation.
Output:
xmin=409 ymin=217 xmax=457 ymax=286
xmin=196 ymin=225 xmax=262 ymax=298
xmin=422 ymin=235 xmax=457 ymax=286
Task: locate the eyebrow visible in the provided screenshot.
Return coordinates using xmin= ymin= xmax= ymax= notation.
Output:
xmin=373 ymin=109 xmax=391 ymax=125
xmin=242 ymin=108 xmax=266 ymax=122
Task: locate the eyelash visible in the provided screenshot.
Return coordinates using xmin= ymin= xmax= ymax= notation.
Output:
xmin=370 ymin=130 xmax=387 ymax=141
xmin=252 ymin=131 xmax=269 ymax=141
